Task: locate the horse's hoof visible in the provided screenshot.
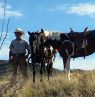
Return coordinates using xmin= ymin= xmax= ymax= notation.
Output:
xmin=33 ymin=79 xmax=35 ymax=83
xmin=40 ymin=79 xmax=42 ymax=81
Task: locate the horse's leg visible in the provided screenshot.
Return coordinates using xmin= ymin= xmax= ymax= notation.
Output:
xmin=40 ymin=61 xmax=44 ymax=81
xmin=46 ymin=62 xmax=50 ymax=80
xmin=32 ymin=59 xmax=36 ymax=82
xmin=66 ymin=57 xmax=71 ymax=80
xmin=50 ymin=62 xmax=53 ymax=76
xmin=47 ymin=62 xmax=53 ymax=80
xmin=63 ymin=56 xmax=71 ymax=80
xmin=31 ymin=57 xmax=36 ymax=82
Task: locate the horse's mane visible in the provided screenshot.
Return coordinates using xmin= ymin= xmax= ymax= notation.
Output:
xmin=44 ymin=31 xmax=62 ymax=40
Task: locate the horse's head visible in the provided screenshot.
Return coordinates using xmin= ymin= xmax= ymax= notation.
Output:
xmin=40 ymin=29 xmax=61 ymax=50
xmin=28 ymin=31 xmax=39 ymax=52
xmin=38 ymin=29 xmax=46 ymax=44
xmin=28 ymin=31 xmax=38 ymax=44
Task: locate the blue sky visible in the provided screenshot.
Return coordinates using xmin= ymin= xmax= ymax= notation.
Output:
xmin=0 ymin=0 xmax=95 ymax=70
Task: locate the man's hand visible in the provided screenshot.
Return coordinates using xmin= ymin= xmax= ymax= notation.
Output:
xmin=9 ymin=59 xmax=12 ymax=64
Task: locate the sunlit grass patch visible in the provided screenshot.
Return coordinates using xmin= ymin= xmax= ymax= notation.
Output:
xmin=1 ymin=69 xmax=95 ymax=97
xmin=21 ymin=70 xmax=95 ymax=97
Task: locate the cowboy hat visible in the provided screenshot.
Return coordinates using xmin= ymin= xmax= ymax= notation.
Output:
xmin=14 ymin=28 xmax=25 ymax=35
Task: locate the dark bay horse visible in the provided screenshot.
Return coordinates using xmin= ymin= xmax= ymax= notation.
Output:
xmin=28 ymin=31 xmax=45 ymax=82
xmin=41 ymin=28 xmax=95 ymax=79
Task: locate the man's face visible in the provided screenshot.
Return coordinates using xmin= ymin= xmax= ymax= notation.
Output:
xmin=15 ymin=32 xmax=22 ymax=38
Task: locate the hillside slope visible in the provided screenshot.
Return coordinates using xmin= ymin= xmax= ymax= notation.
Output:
xmin=0 ymin=61 xmax=95 ymax=97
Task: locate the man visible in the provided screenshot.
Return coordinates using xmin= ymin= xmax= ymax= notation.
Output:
xmin=9 ymin=28 xmax=31 ymax=82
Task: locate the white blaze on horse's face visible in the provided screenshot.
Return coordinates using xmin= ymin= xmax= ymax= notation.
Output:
xmin=44 ymin=31 xmax=61 ymax=40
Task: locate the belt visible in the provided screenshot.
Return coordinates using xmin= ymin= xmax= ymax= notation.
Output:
xmin=12 ymin=53 xmax=26 ymax=56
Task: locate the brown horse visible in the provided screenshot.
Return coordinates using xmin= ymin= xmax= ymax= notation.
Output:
xmin=28 ymin=31 xmax=45 ymax=82
xmin=28 ymin=30 xmax=56 ymax=82
xmin=41 ymin=28 xmax=95 ymax=79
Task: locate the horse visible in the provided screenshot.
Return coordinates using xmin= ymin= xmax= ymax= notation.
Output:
xmin=28 ymin=31 xmax=45 ymax=82
xmin=41 ymin=28 xmax=95 ymax=80
xmin=28 ymin=30 xmax=56 ymax=82
xmin=40 ymin=29 xmax=57 ymax=79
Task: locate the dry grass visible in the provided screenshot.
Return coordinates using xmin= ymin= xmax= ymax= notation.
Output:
xmin=20 ymin=70 xmax=95 ymax=97
xmin=1 ymin=70 xmax=95 ymax=97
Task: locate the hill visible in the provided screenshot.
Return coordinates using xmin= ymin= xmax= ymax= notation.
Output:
xmin=0 ymin=60 xmax=12 ymax=76
xmin=0 ymin=60 xmax=61 ymax=76
xmin=0 ymin=61 xmax=95 ymax=97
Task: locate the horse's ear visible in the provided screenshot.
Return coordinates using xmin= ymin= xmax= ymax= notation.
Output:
xmin=28 ymin=31 xmax=31 ymax=35
xmin=41 ymin=29 xmax=44 ymax=33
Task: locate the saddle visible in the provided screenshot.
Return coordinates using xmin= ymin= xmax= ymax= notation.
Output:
xmin=68 ymin=32 xmax=85 ymax=50
xmin=68 ymin=27 xmax=89 ymax=51
xmin=60 ymin=32 xmax=86 ymax=50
